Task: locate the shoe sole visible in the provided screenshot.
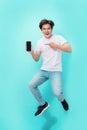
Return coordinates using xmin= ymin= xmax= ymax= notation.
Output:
xmin=35 ymin=104 xmax=50 ymax=116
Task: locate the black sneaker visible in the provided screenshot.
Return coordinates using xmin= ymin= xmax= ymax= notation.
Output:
xmin=61 ymin=99 xmax=69 ymax=111
xmin=34 ymin=102 xmax=49 ymax=116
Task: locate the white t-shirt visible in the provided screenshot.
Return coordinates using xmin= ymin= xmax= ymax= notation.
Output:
xmin=36 ymin=35 xmax=67 ymax=71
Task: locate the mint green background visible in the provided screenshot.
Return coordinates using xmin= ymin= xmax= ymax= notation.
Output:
xmin=0 ymin=0 xmax=87 ymax=130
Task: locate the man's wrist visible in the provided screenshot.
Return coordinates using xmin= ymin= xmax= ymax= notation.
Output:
xmin=56 ymin=44 xmax=62 ymax=50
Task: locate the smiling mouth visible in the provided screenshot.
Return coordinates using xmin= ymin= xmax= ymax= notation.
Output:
xmin=45 ymin=33 xmax=49 ymax=35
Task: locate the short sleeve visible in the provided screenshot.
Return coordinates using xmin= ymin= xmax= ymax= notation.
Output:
xmin=36 ymin=41 xmax=41 ymax=52
xmin=57 ymin=35 xmax=67 ymax=45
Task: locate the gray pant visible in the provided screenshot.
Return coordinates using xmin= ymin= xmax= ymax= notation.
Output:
xmin=29 ymin=70 xmax=64 ymax=105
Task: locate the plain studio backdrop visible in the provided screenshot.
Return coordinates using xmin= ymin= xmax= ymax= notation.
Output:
xmin=0 ymin=0 xmax=87 ymax=130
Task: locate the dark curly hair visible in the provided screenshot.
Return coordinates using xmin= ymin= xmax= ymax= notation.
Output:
xmin=39 ymin=19 xmax=55 ymax=30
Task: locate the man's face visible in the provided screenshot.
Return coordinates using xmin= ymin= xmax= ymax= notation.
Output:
xmin=41 ymin=24 xmax=52 ymax=38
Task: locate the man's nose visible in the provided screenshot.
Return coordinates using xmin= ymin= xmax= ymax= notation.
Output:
xmin=45 ymin=29 xmax=48 ymax=31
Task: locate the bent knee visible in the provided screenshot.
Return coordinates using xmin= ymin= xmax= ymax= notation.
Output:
xmin=29 ymin=81 xmax=33 ymax=89
xmin=29 ymin=81 xmax=37 ymax=89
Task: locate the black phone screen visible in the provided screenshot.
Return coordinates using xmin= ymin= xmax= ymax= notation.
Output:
xmin=26 ymin=41 xmax=31 ymax=51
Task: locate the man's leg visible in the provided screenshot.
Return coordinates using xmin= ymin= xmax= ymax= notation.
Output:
xmin=49 ymin=71 xmax=69 ymax=111
xmin=29 ymin=70 xmax=49 ymax=116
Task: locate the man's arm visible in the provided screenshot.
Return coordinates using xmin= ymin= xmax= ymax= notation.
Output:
xmin=29 ymin=48 xmax=41 ymax=62
xmin=46 ymin=42 xmax=72 ymax=52
xmin=57 ymin=42 xmax=72 ymax=52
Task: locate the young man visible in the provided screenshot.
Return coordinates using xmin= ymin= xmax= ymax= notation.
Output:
xmin=29 ymin=19 xmax=72 ymax=116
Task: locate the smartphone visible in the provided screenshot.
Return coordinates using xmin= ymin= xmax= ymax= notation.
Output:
xmin=26 ymin=41 xmax=31 ymax=51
